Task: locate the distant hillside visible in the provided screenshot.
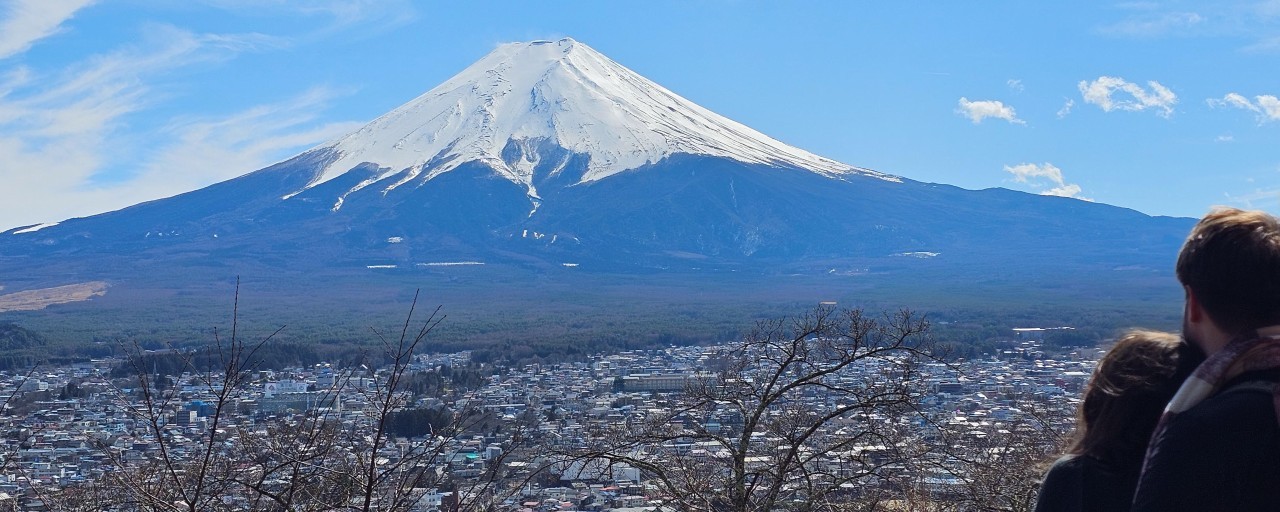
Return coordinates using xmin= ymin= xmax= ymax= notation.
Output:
xmin=0 ymin=322 xmax=46 ymax=351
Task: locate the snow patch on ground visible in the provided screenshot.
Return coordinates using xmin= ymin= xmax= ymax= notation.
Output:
xmin=12 ymin=222 xmax=59 ymax=234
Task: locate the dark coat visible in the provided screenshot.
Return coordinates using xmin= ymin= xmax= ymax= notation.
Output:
xmin=1034 ymin=454 xmax=1139 ymax=512
xmin=1131 ymin=371 xmax=1280 ymax=512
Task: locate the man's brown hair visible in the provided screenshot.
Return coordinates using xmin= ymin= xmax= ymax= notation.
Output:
xmin=1176 ymin=207 xmax=1280 ymax=335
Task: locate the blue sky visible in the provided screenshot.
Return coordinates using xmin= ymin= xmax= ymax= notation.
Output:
xmin=1 ymin=0 xmax=1279 ymax=230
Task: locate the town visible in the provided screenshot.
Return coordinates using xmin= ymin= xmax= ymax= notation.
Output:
xmin=0 ymin=330 xmax=1097 ymax=511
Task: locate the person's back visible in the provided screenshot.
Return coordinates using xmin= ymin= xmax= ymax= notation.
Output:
xmin=1131 ymin=208 xmax=1280 ymax=511
xmin=1132 ymin=365 xmax=1280 ymax=510
xmin=1037 ymin=454 xmax=1140 ymax=512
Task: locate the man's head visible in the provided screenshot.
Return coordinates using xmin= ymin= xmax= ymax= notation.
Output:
xmin=1177 ymin=207 xmax=1280 ymax=351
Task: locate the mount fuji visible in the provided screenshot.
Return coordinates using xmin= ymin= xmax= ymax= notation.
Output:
xmin=0 ymin=38 xmax=1193 ymax=341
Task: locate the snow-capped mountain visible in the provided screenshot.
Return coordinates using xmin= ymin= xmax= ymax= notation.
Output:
xmin=1 ymin=38 xmax=1194 ymax=303
xmin=305 ymin=38 xmax=896 ymax=213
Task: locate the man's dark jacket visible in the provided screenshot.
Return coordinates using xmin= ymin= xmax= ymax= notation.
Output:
xmin=1131 ymin=370 xmax=1280 ymax=511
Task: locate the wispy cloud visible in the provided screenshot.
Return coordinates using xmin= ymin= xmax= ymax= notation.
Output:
xmin=199 ymin=0 xmax=415 ymax=34
xmin=1007 ymin=79 xmax=1024 ymax=93
xmin=0 ymin=24 xmax=276 ymax=139
xmin=1220 ymin=1 xmax=1280 ymax=52
xmin=956 ymin=97 xmax=1025 ymax=125
xmin=1224 ymin=187 xmax=1280 ymax=211
xmin=1208 ymin=92 xmax=1280 ymax=122
xmin=0 ymin=25 xmax=337 ymax=228
xmin=0 ymin=85 xmax=357 ymax=229
xmin=0 ymin=0 xmax=424 ymax=230
xmin=1099 ymin=11 xmax=1205 ymax=37
xmin=0 ymin=0 xmax=96 ymax=60
xmin=1101 ymin=2 xmax=1280 ymax=52
xmin=292 ymin=0 xmax=415 ymax=26
xmin=1078 ymin=76 xmax=1177 ymax=117
xmin=135 ymin=86 xmax=363 ymax=193
xmin=1243 ymin=35 xmax=1280 ymax=53
xmin=1004 ymin=162 xmax=1089 ymax=200
xmin=1057 ymin=98 xmax=1075 ymax=118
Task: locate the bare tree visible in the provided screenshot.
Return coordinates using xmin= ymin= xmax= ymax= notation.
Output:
xmin=60 ymin=283 xmax=285 ymax=511
xmin=40 ymin=286 xmax=528 ymax=511
xmin=896 ymin=383 xmax=1073 ymax=512
xmin=559 ymin=305 xmax=936 ymax=511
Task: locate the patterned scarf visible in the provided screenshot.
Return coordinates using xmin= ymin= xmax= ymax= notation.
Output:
xmin=1141 ymin=326 xmax=1280 ymax=474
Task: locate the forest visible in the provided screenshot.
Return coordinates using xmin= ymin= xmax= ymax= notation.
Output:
xmin=0 ymin=284 xmax=1178 ymax=372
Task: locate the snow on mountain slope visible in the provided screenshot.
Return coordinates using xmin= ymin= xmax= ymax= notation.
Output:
xmin=304 ymin=38 xmax=898 ymax=204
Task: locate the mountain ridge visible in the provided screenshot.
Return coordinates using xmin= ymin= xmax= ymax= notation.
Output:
xmin=299 ymin=38 xmax=896 ymax=207
xmin=0 ymin=38 xmax=1195 ymax=346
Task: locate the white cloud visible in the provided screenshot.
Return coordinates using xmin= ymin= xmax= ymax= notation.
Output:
xmin=1042 ymin=183 xmax=1084 ymax=198
xmin=956 ymin=97 xmax=1025 ymax=125
xmin=1261 ymin=95 xmax=1280 ymax=119
xmin=1078 ymin=76 xmax=1178 ymax=117
xmin=0 ymin=2 xmax=434 ymax=230
xmin=0 ymin=25 xmax=268 ymax=137
xmin=0 ymin=26 xmax=340 ymax=229
xmin=0 ymin=0 xmax=96 ymax=60
xmin=1210 ymin=92 xmax=1257 ymax=110
xmin=1007 ymin=79 xmax=1024 ymax=92
xmin=1217 ymin=134 xmax=1236 ymax=142
xmin=1006 ymin=162 xmax=1066 ymax=185
xmin=135 ymin=87 xmax=363 ymax=194
xmin=1208 ymin=92 xmax=1280 ymax=122
xmin=0 ymin=85 xmax=358 ymax=229
xmin=1004 ymin=162 xmax=1089 ymax=200
xmin=1057 ymin=98 xmax=1075 ymax=118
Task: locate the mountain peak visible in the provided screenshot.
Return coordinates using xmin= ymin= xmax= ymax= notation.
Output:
xmin=524 ymin=37 xmax=578 ymax=47
xmin=302 ymin=38 xmax=898 ymax=204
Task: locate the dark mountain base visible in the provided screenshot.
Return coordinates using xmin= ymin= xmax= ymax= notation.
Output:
xmin=0 ymin=154 xmax=1195 ymax=361
xmin=0 ymin=260 xmax=1184 ymax=364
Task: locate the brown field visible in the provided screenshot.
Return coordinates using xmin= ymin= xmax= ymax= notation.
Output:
xmin=0 ymin=281 xmax=109 ymax=312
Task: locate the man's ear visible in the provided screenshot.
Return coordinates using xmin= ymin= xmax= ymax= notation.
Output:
xmin=1185 ymin=286 xmax=1204 ymax=324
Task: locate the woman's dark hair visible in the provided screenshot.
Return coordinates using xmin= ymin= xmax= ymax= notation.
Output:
xmin=1067 ymin=329 xmax=1203 ymax=468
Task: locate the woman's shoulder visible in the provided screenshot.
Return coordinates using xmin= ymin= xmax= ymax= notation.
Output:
xmin=1046 ymin=454 xmax=1088 ymax=473
xmin=1040 ymin=455 xmax=1090 ymax=495
xmin=1036 ymin=455 xmax=1086 ymax=512
xmin=1044 ymin=454 xmax=1135 ymax=493
xmin=1037 ymin=454 xmax=1140 ymax=512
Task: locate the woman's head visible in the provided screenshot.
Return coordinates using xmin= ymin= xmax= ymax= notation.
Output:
xmin=1069 ymin=329 xmax=1204 ymax=466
